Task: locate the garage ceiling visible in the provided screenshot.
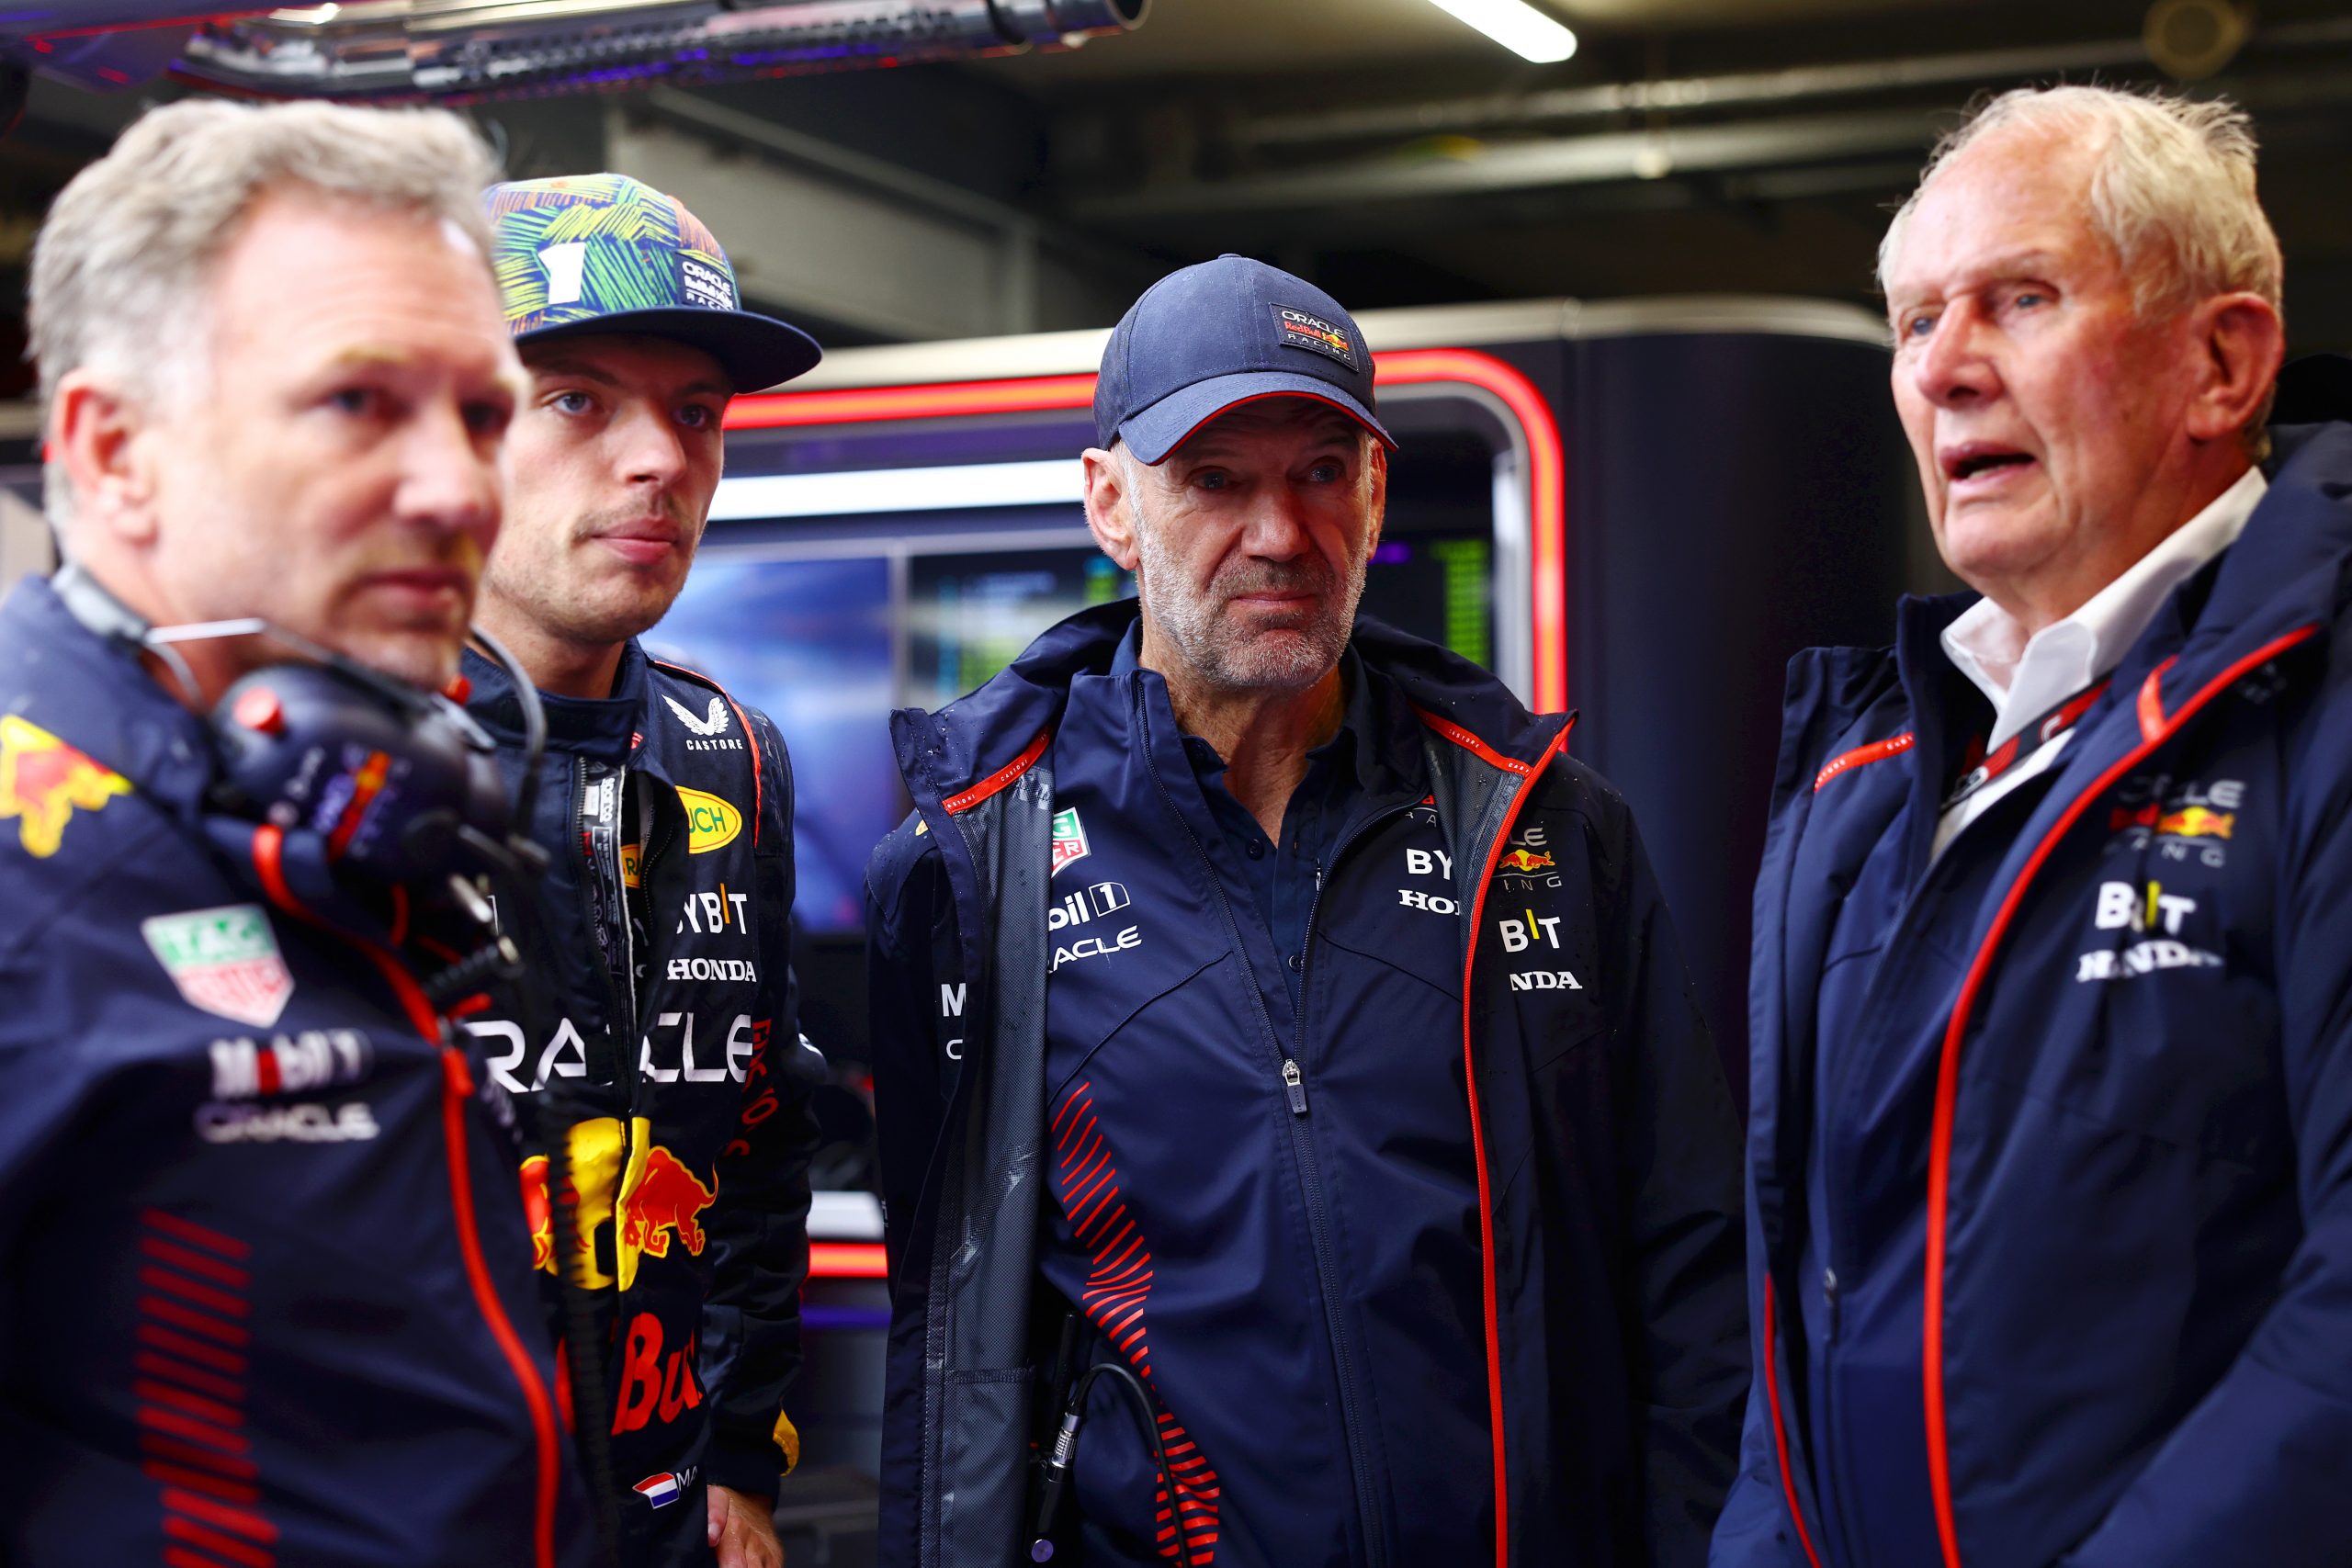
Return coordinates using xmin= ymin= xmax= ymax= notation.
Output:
xmin=967 ymin=0 xmax=2352 ymax=354
xmin=4 ymin=0 xmax=2352 ymax=389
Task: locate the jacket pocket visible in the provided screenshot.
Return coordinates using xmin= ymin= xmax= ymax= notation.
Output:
xmin=937 ymin=1366 xmax=1036 ymax=1562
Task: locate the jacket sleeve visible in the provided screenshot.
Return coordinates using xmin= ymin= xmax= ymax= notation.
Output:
xmin=2056 ymin=669 xmax=2352 ymax=1568
xmin=698 ymin=709 xmax=821 ymax=1496
xmin=1595 ymin=782 xmax=1752 ymax=1566
xmin=864 ymin=817 xmax=966 ymax=1568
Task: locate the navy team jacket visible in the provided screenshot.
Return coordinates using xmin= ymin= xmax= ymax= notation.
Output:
xmin=460 ymin=641 xmax=820 ymax=1568
xmin=0 ymin=575 xmax=594 ymax=1568
xmin=1711 ymin=417 xmax=2352 ymax=1568
xmin=865 ymin=603 xmax=1747 ymax=1568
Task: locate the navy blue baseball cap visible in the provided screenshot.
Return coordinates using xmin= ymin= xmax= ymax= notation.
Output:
xmin=1095 ymin=254 xmax=1395 ymax=463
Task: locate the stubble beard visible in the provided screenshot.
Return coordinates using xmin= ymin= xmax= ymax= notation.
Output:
xmin=483 ymin=500 xmax=695 ymax=649
xmin=1131 ymin=491 xmax=1371 ymax=694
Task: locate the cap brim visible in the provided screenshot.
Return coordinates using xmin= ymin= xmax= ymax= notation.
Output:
xmin=517 ymin=307 xmax=823 ymax=394
xmin=1115 ymin=369 xmax=1396 ymax=464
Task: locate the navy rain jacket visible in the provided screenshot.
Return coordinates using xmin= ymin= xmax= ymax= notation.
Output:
xmin=865 ymin=603 xmax=1747 ymax=1568
xmin=0 ymin=575 xmax=594 ymax=1568
xmin=1712 ymin=415 xmax=2352 ymax=1568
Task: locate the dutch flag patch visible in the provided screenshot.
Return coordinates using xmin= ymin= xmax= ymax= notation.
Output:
xmin=633 ymin=1472 xmax=683 ymax=1509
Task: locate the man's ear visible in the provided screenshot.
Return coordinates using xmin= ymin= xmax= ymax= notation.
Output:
xmin=1363 ymin=439 xmax=1388 ymax=558
xmin=1081 ymin=446 xmax=1142 ymax=571
xmin=2186 ymin=291 xmax=2286 ymax=446
xmin=50 ymin=369 xmax=163 ymax=547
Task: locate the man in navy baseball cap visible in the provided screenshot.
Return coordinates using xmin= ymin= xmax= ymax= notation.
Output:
xmin=862 ymin=254 xmax=1746 ymax=1567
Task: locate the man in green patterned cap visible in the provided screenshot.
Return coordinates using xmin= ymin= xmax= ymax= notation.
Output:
xmin=465 ymin=173 xmax=828 ymax=1568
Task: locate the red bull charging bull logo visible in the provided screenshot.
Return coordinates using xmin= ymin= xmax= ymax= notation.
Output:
xmin=0 ymin=715 xmax=130 ymax=858
xmin=620 ymin=1145 xmax=717 ymax=1270
xmin=517 ymin=1120 xmax=716 ymax=1291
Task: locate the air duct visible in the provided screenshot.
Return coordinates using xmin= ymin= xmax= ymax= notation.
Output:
xmin=2 ymin=0 xmax=1146 ymax=102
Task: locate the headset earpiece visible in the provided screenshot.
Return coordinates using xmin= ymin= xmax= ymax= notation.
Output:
xmin=49 ymin=562 xmax=546 ymax=894
xmin=208 ymin=661 xmax=514 ymax=886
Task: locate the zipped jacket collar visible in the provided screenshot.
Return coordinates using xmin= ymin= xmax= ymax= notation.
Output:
xmin=1765 ymin=419 xmax=2352 ymax=852
xmin=1948 ymin=423 xmax=2352 ymax=939
xmin=461 ymin=637 xmax=647 ymax=762
xmin=892 ymin=600 xmax=1566 ymax=818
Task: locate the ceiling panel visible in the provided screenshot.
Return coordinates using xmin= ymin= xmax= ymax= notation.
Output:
xmin=1554 ymin=0 xmax=1973 ymax=25
xmin=978 ymin=0 xmax=1548 ymax=84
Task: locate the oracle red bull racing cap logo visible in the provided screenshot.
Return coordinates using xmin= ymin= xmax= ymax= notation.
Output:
xmin=0 ymin=715 xmax=130 ymax=858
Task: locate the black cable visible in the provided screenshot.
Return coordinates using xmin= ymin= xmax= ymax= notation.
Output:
xmin=1028 ymin=1358 xmax=1181 ymax=1563
xmin=468 ymin=626 xmax=548 ymax=833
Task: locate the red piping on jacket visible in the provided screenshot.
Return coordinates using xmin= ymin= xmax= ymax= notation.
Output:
xmin=1761 ymin=1281 xmax=1827 ymax=1568
xmin=1814 ymin=732 xmax=1915 ymax=792
xmin=1412 ymin=706 xmax=1541 ymax=777
xmin=651 ymin=659 xmax=764 ymax=848
xmin=1920 ymin=626 xmax=2318 ymax=1568
xmin=2134 ymin=655 xmax=2179 ymax=740
xmin=249 ymin=827 xmax=563 ymax=1568
xmin=726 ymin=346 xmax=1573 ymax=714
xmin=1430 ymin=711 xmax=1575 ymax=1568
xmin=942 ymin=726 xmax=1053 ymax=814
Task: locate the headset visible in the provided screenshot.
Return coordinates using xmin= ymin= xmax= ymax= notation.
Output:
xmin=52 ymin=561 xmax=546 ymax=889
xmin=50 ymin=561 xmax=560 ymax=1013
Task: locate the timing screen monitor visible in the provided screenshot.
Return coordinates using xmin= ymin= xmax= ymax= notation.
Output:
xmin=907 ymin=548 xmax=1133 ymax=714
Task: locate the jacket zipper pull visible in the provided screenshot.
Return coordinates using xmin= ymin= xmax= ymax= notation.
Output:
xmin=1282 ymin=1058 xmax=1308 ymax=1116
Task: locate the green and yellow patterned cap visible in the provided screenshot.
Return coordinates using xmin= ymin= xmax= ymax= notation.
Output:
xmin=483 ymin=173 xmax=821 ymax=393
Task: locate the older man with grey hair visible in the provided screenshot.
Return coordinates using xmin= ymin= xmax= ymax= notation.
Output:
xmin=0 ymin=100 xmax=598 ymax=1567
xmin=1712 ymin=84 xmax=2352 ymax=1568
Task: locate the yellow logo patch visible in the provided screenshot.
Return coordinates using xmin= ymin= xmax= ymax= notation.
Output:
xmin=2155 ymin=806 xmax=2234 ymax=840
xmin=0 ymin=715 xmax=130 ymax=858
xmin=677 ymin=786 xmax=742 ymax=854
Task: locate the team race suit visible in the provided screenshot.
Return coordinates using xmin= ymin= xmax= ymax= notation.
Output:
xmin=462 ymin=640 xmax=820 ymax=1567
xmin=1710 ymin=413 xmax=2352 ymax=1568
xmin=865 ymin=603 xmax=1748 ymax=1568
xmin=0 ymin=574 xmax=594 ymax=1568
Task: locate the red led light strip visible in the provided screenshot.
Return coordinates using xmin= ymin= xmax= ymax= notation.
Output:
xmin=30 ymin=8 xmax=278 ymax=40
xmin=809 ymin=1242 xmax=890 ymax=1280
xmin=726 ymin=349 xmax=1570 ymax=713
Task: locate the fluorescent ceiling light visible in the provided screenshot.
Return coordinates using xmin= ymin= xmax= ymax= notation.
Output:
xmin=710 ymin=458 xmax=1080 ymax=521
xmin=1424 ymin=0 xmax=1577 ymax=63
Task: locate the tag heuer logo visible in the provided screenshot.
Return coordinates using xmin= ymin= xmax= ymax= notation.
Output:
xmin=143 ymin=904 xmax=294 ymax=1028
xmin=1050 ymin=807 xmax=1090 ymax=876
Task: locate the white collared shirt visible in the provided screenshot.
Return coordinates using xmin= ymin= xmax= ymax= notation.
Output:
xmin=1930 ymin=465 xmax=2267 ymax=861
